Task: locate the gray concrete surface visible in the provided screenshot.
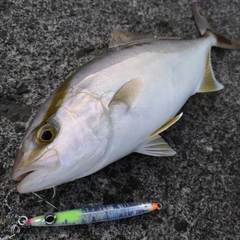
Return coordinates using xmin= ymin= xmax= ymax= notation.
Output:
xmin=0 ymin=0 xmax=240 ymax=239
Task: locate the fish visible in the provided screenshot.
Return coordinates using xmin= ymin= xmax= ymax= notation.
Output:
xmin=12 ymin=3 xmax=240 ymax=193
xmin=27 ymin=202 xmax=160 ymax=226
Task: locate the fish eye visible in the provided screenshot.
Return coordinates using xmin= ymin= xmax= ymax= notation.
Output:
xmin=35 ymin=123 xmax=58 ymax=145
xmin=41 ymin=130 xmax=53 ymax=141
xmin=45 ymin=214 xmax=56 ymax=225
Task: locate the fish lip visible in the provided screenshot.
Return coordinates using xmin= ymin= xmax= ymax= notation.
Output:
xmin=12 ymin=149 xmax=60 ymax=193
xmin=12 ymin=149 xmax=59 ymax=181
xmin=16 ymin=168 xmax=55 ymax=193
xmin=12 ymin=152 xmax=38 ymax=181
xmin=12 ymin=170 xmax=34 ymax=181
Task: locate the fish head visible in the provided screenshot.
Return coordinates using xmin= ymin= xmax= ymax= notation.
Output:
xmin=12 ymin=92 xmax=111 ymax=193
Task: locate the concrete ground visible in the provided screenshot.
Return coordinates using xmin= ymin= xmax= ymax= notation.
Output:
xmin=0 ymin=0 xmax=239 ymax=239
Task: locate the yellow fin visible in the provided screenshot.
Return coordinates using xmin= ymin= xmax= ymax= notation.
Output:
xmin=109 ymin=77 xmax=142 ymax=109
xmin=135 ymin=135 xmax=176 ymax=157
xmin=197 ymin=49 xmax=224 ymax=92
xmin=148 ymin=113 xmax=183 ymax=139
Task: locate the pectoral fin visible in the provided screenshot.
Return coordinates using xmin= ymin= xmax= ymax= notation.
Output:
xmin=148 ymin=113 xmax=183 ymax=139
xmin=135 ymin=135 xmax=176 ymax=157
xmin=109 ymin=77 xmax=142 ymax=109
xmin=197 ymin=49 xmax=224 ymax=92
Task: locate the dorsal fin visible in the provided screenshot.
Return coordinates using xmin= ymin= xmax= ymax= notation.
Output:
xmin=109 ymin=28 xmax=156 ymax=48
xmin=109 ymin=28 xmax=182 ymax=49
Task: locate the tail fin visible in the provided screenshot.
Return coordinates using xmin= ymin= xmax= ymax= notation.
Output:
xmin=192 ymin=2 xmax=240 ymax=49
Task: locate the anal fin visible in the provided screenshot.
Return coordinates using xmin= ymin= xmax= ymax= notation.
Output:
xmin=197 ymin=49 xmax=224 ymax=92
xmin=135 ymin=135 xmax=176 ymax=157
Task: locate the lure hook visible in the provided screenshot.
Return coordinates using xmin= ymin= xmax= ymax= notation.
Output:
xmin=52 ymin=187 xmax=56 ymax=199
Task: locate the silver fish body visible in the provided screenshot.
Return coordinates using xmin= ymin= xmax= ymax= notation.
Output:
xmin=12 ymin=3 xmax=240 ymax=193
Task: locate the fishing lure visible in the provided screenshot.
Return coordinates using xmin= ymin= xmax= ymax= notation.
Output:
xmin=2 ymin=190 xmax=160 ymax=238
xmin=27 ymin=202 xmax=160 ymax=227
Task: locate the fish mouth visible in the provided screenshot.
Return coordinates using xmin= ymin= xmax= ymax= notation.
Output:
xmin=12 ymin=169 xmax=34 ymax=181
xmin=13 ymin=166 xmax=58 ymax=193
xmin=12 ymin=149 xmax=60 ymax=193
xmin=12 ymin=149 xmax=60 ymax=181
xmin=14 ymin=168 xmax=52 ymax=193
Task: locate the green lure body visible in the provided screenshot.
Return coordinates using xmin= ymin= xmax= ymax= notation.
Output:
xmin=28 ymin=202 xmax=160 ymax=226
